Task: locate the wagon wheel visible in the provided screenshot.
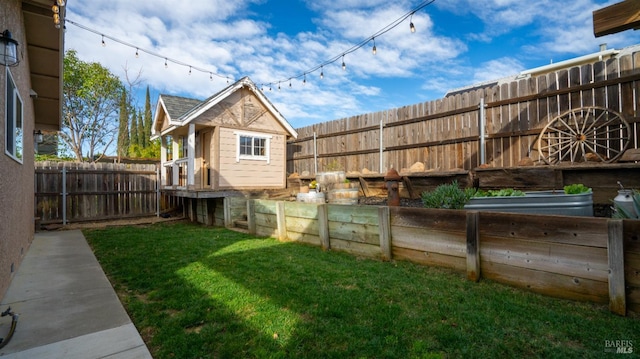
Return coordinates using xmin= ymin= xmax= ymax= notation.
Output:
xmin=536 ymin=106 xmax=630 ymax=165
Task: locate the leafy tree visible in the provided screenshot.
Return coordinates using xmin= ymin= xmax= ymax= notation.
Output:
xmin=117 ymin=90 xmax=130 ymax=160
xmin=60 ymin=50 xmax=123 ymax=162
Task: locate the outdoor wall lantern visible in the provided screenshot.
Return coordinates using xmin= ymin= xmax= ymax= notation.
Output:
xmin=34 ymin=130 xmax=43 ymax=144
xmin=0 ymin=30 xmax=19 ymax=67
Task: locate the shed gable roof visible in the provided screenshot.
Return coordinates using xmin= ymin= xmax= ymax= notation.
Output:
xmin=152 ymin=77 xmax=298 ymax=140
xmin=161 ymin=95 xmax=202 ymax=120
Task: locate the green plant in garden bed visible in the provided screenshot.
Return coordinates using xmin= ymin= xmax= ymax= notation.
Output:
xmin=84 ymin=223 xmax=639 ymax=359
xmin=563 ymin=183 xmax=592 ymax=195
xmin=473 ymin=188 xmax=525 ymax=197
xmin=420 ymin=181 xmax=476 ymax=209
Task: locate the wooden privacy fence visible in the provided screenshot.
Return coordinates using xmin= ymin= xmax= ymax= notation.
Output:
xmin=287 ymin=48 xmax=640 ymax=174
xmin=242 ymin=199 xmax=640 ymax=316
xmin=35 ymin=162 xmax=179 ymax=224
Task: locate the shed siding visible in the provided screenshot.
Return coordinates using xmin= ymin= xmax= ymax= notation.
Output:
xmin=217 ymin=127 xmax=286 ymax=188
xmin=194 ymin=89 xmax=289 ymax=134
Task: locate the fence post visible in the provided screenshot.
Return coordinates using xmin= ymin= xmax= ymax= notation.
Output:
xmin=247 ymin=199 xmax=256 ymax=235
xmin=313 ymin=132 xmax=317 ymax=174
xmin=318 ymin=204 xmax=330 ymax=250
xmin=479 ymin=98 xmax=486 ymax=165
xmin=61 ymin=167 xmax=67 ymax=226
xmin=466 ymin=211 xmax=480 ymax=282
xmin=378 ymin=206 xmax=392 ymax=260
xmin=156 ymin=165 xmax=160 ymax=217
xmin=276 ymin=201 xmax=287 ymax=241
xmin=379 ymin=119 xmax=384 ymax=173
xmin=607 ymin=219 xmax=626 ymax=316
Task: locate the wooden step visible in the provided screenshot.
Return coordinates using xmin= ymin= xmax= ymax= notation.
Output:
xmin=234 ymin=219 xmax=249 ymax=230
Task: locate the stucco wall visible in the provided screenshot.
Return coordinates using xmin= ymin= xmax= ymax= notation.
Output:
xmin=0 ymin=0 xmax=36 ymax=300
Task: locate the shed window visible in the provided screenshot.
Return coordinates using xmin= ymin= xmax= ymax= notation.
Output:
xmin=234 ymin=131 xmax=271 ymax=163
xmin=5 ymin=68 xmax=23 ymax=163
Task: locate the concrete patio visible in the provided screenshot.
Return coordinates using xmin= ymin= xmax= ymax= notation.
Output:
xmin=0 ymin=230 xmax=152 ymax=358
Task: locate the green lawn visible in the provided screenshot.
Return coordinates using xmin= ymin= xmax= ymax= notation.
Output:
xmin=84 ymin=222 xmax=639 ymax=358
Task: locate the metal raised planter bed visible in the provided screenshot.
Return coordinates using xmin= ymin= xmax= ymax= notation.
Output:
xmin=463 ymin=190 xmax=593 ymax=216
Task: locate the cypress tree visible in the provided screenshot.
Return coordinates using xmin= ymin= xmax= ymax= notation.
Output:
xmin=143 ymin=86 xmax=152 ymax=149
xmin=116 ymin=90 xmax=129 ymax=160
xmin=130 ymin=109 xmax=139 ymax=153
xmin=137 ymin=111 xmax=145 ymax=149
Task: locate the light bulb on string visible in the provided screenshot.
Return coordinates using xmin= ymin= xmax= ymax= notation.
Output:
xmin=342 ymin=55 xmax=346 ymax=71
xmin=410 ymin=13 xmax=416 ymax=33
xmin=188 ymin=66 xmax=192 ymax=75
xmin=135 ymin=48 xmax=139 ymax=58
xmin=303 ymin=73 xmax=306 ymax=85
xmin=101 ymin=35 xmax=106 ymax=47
xmin=164 ymin=58 xmax=168 ymax=68
xmin=210 ymin=73 xmax=213 ymax=81
xmin=289 ymin=79 xmax=292 ymax=88
xmin=372 ymin=37 xmax=377 ymax=55
xmin=320 ymin=66 xmax=324 ymax=79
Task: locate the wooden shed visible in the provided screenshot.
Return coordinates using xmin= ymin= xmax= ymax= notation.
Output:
xmin=151 ymin=77 xmax=298 ymax=194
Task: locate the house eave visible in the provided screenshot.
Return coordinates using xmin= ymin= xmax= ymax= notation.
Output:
xmin=23 ymin=0 xmax=66 ymax=131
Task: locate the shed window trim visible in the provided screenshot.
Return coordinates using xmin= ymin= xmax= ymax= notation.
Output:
xmin=234 ymin=131 xmax=271 ymax=164
xmin=5 ymin=68 xmax=23 ymax=164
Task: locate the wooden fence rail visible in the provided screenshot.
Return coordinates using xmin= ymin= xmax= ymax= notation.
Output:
xmin=243 ymin=199 xmax=640 ymax=316
xmin=287 ymin=49 xmax=640 ymax=174
xmin=35 ymin=162 xmax=178 ymax=224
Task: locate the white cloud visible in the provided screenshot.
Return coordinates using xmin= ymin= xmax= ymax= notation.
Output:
xmin=472 ymin=57 xmax=523 ymax=83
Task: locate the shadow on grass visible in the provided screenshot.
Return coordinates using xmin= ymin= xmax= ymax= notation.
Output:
xmin=85 ymin=223 xmax=640 ymax=359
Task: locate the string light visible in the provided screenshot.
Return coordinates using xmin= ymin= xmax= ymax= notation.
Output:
xmin=289 ymin=79 xmax=292 ymax=88
xmin=262 ymin=0 xmax=435 ymax=85
xmin=51 ymin=0 xmax=65 ymax=28
xmin=303 ymin=73 xmax=306 ymax=84
xmin=135 ymin=48 xmax=139 ymax=57
xmin=64 ymin=0 xmax=435 ymax=88
xmin=65 ymin=19 xmax=234 ymax=83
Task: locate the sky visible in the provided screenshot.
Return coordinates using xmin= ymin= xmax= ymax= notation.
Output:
xmin=64 ymin=0 xmax=640 ymax=130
